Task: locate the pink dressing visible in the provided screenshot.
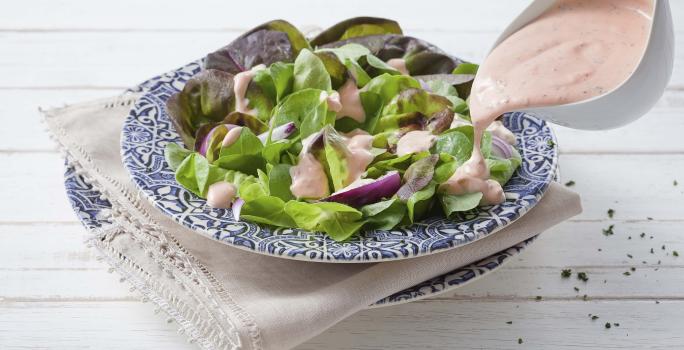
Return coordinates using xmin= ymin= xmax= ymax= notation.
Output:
xmin=396 ymin=130 xmax=436 ymax=157
xmin=386 ymin=58 xmax=409 ymax=75
xmin=325 ymin=91 xmax=343 ymax=113
xmin=343 ymin=132 xmax=375 ymax=186
xmin=336 ymin=79 xmax=366 ymax=123
xmin=221 ymin=126 xmax=243 ymax=147
xmin=233 ymin=66 xmax=265 ymax=115
xmin=443 ymin=0 xmax=653 ymax=203
xmin=206 ymin=181 xmax=237 ymax=209
xmin=289 ymin=153 xmax=330 ymax=200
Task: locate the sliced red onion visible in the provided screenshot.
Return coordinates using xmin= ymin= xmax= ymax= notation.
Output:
xmin=258 ymin=122 xmax=296 ymax=143
xmin=491 ymin=135 xmax=513 ymax=159
xmin=232 ymin=198 xmax=245 ymax=220
xmin=322 ymin=171 xmax=401 ymax=208
xmin=419 ymin=79 xmax=432 ymax=92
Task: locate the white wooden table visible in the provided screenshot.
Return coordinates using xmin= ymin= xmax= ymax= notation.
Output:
xmin=1 ymin=1 xmax=683 ymax=348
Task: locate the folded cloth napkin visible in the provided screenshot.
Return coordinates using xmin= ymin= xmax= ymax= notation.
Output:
xmin=43 ymin=93 xmax=581 ymax=350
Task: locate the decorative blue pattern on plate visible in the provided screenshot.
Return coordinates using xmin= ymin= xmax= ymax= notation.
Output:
xmin=120 ymin=61 xmax=558 ymax=262
xmin=62 ymin=158 xmax=536 ymax=306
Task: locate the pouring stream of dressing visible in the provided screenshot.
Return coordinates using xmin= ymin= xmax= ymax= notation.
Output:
xmin=441 ymin=0 xmax=654 ymax=204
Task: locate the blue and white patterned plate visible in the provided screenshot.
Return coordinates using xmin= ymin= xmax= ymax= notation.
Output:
xmin=121 ymin=61 xmax=558 ymax=263
xmin=62 ymin=160 xmax=536 ymax=307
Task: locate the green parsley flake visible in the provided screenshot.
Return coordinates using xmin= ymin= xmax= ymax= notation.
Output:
xmin=602 ymin=225 xmax=615 ymax=236
xmin=561 ymin=269 xmax=572 ymax=278
xmin=564 ymin=180 xmax=575 ymax=187
xmin=577 ymin=272 xmax=589 ymax=282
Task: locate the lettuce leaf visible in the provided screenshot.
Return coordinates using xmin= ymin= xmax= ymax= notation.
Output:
xmin=321 ymin=34 xmax=464 ymax=75
xmin=240 ymin=196 xmax=296 ymax=227
xmin=310 ymin=17 xmax=402 ymax=47
xmin=405 ymin=182 xmax=437 ymax=223
xmin=285 ymin=201 xmax=365 ymax=241
xmin=267 ymin=164 xmax=294 ymax=201
xmin=293 ymin=49 xmax=332 ymax=92
xmin=432 ymin=125 xmax=492 ymax=164
xmin=164 ymin=142 xmax=193 ymax=171
xmin=165 ymin=69 xmax=235 ymax=148
xmin=271 ymin=89 xmax=334 ymax=139
xmin=205 ymin=20 xmax=310 ymax=74
xmin=175 ymin=153 xmax=255 ymax=198
xmin=360 ymin=198 xmax=406 ymax=230
xmin=218 ymin=127 xmax=263 ymax=157
xmin=439 ymin=192 xmax=483 ymax=216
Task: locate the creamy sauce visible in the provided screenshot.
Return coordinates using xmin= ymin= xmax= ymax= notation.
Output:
xmin=206 ymin=181 xmax=237 ymax=208
xmin=233 ymin=65 xmax=265 ymax=115
xmin=325 ymin=91 xmax=343 ymax=113
xmin=289 ymin=153 xmax=330 ymax=200
xmin=442 ymin=0 xmax=653 ymax=203
xmin=336 ymin=79 xmax=366 ymax=123
xmin=221 ymin=126 xmax=243 ymax=147
xmin=386 ymin=58 xmax=409 ymax=75
xmin=343 ymin=132 xmax=375 ymax=185
xmin=289 ymin=129 xmax=377 ymax=199
xmin=396 ymin=130 xmax=436 ymax=157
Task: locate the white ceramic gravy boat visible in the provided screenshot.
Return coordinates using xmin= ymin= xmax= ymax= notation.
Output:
xmin=492 ymin=0 xmax=674 ymax=130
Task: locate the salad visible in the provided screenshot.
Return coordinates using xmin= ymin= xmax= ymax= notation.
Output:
xmin=164 ymin=17 xmax=521 ymax=241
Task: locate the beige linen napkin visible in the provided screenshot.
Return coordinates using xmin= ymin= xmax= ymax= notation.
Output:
xmin=44 ymin=94 xmax=581 ymax=350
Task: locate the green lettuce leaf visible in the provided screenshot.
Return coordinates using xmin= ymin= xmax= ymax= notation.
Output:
xmin=218 ymin=127 xmax=263 ymax=157
xmin=487 ymin=148 xmax=521 ymax=185
xmin=293 ymin=49 xmax=332 ymax=92
xmin=240 ymin=196 xmax=296 ymax=227
xmin=174 ymin=153 xmax=257 ymax=198
xmin=285 ymin=201 xmax=365 ymax=241
xmin=405 ymin=182 xmax=437 ymax=223
xmin=267 ymin=164 xmax=294 ymax=201
xmin=271 ymin=89 xmax=334 ymax=139
xmin=432 ymin=125 xmax=492 ymax=164
xmin=213 ymin=154 xmax=266 ymax=176
xmin=164 ymin=143 xmax=193 ymax=171
xmin=361 ymin=197 xmax=407 ymax=230
xmin=321 ymin=34 xmax=464 ymax=75
xmin=439 ymin=192 xmax=483 ymax=216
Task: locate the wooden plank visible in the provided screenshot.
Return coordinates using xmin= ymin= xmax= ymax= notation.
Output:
xmin=3 ymin=0 xmax=684 ymax=34
xmin=2 ymin=300 xmax=680 ymax=349
xmin=3 ymin=221 xmax=683 ymax=271
xmin=0 ymin=29 xmax=682 ymax=88
xmin=0 ymin=89 xmax=118 ymax=152
xmin=0 ymin=153 xmax=76 ymax=223
xmin=0 ymin=223 xmax=98 ymax=270
xmin=0 ymin=301 xmax=191 ymax=350
xmin=300 ymin=299 xmax=684 ymax=349
xmin=1 ymin=222 xmax=682 ymax=301
xmin=0 ymin=1 xmax=532 ymax=32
